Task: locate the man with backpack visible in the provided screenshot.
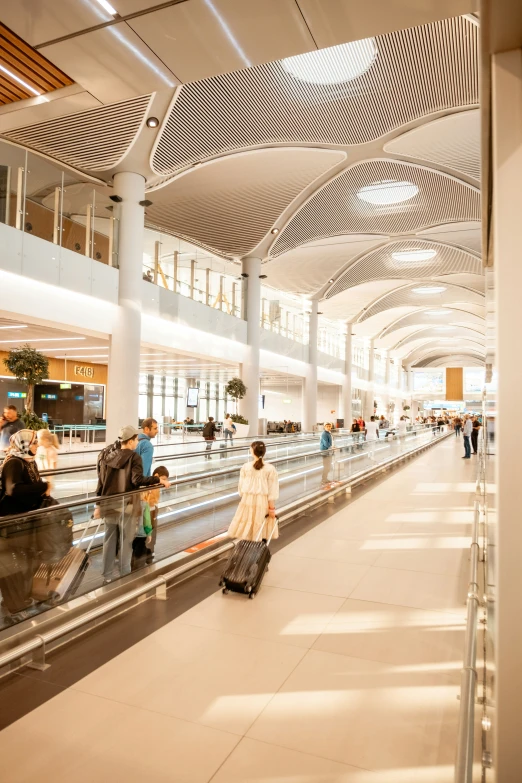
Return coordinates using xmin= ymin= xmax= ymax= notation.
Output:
xmin=202 ymin=416 xmax=217 ymax=459
xmin=94 ymin=426 xmax=169 ymax=584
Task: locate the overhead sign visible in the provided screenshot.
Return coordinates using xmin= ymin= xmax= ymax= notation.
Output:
xmin=60 ymin=383 xmax=72 ymax=390
xmin=41 ymin=394 xmax=57 ymax=400
xmin=7 ymin=391 xmax=26 ymax=398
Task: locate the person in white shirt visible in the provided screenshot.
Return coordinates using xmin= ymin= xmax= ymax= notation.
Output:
xmin=462 ymin=415 xmax=473 ymax=459
xmin=223 ymin=414 xmax=236 ymax=445
xmin=365 ymin=416 xmax=379 ymax=457
xmin=398 ymin=416 xmax=408 ymax=438
xmin=227 ymin=441 xmax=279 ymax=541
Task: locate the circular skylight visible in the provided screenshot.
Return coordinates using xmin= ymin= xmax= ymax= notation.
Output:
xmin=412 ymin=286 xmax=446 ymax=294
xmin=282 ymin=38 xmax=377 ymax=85
xmin=357 ymin=180 xmax=419 ymax=205
xmin=392 ymin=249 xmax=437 ymax=263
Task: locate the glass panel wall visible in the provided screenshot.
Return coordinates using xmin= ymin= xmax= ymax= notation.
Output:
xmin=260 ymin=286 xmax=310 ymax=345
xmin=318 ymin=317 xmax=344 ymax=358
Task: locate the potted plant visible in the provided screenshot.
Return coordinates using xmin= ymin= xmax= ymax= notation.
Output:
xmin=402 ymin=403 xmax=411 ymax=412
xmin=4 ymin=345 xmax=50 ymax=429
xmin=225 ymin=377 xmax=249 ymax=436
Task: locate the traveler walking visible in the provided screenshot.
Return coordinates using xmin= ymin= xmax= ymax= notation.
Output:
xmin=202 ymin=416 xmax=217 ymax=459
xmin=94 ymin=425 xmax=169 ymax=584
xmin=454 ymin=416 xmax=462 ymax=437
xmin=462 ymin=415 xmax=472 ymax=459
xmin=227 ymin=441 xmax=279 ymax=541
xmin=132 ymin=465 xmax=170 ymax=568
xmin=223 ymin=413 xmax=236 ymax=445
xmin=0 ymin=406 xmax=23 ymax=452
xmin=365 ymin=415 xmax=379 ymax=457
xmin=471 ymin=416 xmax=481 ymax=455
xmin=136 ymin=417 xmax=158 ymax=477
xmin=398 ymin=416 xmax=408 ymax=439
xmin=36 ymin=428 xmax=59 ymax=472
xmin=320 ymin=422 xmax=334 ymax=486
xmin=0 ymin=429 xmax=50 ymax=622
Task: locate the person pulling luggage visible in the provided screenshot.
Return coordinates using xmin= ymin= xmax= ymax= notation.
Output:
xmin=227 ymin=441 xmax=279 ymax=541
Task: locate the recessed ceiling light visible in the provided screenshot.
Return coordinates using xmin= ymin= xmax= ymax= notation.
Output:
xmin=282 ymin=38 xmax=377 ymax=85
xmin=412 ymin=286 xmax=446 ymax=294
xmin=0 ymin=64 xmax=41 ymax=96
xmin=329 ymin=279 xmax=335 ymax=283
xmin=392 ymin=249 xmax=437 ymax=263
xmin=357 ymin=180 xmax=419 ymax=205
xmin=0 ymin=337 xmax=85 ymax=344
xmin=93 ymin=0 xmax=117 ymax=15
xmin=271 ymin=228 xmax=279 ymax=235
xmin=146 ymin=117 xmax=159 ymax=128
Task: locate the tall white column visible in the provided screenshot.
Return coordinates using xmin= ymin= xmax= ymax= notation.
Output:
xmin=303 ymin=301 xmax=318 ymax=431
xmin=492 ymin=47 xmax=522 ymax=779
xmin=341 ymin=324 xmax=353 ymax=426
xmin=364 ymin=338 xmax=375 ymax=419
xmin=106 ymin=172 xmax=145 ymax=441
xmin=240 ymin=256 xmax=261 ymax=436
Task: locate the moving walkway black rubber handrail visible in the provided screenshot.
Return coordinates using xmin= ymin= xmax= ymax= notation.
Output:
xmin=0 ymin=427 xmax=437 ymax=529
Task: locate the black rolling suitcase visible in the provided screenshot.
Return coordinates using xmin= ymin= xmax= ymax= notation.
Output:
xmin=220 ymin=516 xmax=277 ymax=599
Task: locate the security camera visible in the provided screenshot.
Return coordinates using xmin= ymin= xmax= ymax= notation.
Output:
xmin=139 ymin=200 xmax=153 ymax=207
xmin=109 ymin=195 xmax=123 ymax=203
xmin=241 ymin=272 xmax=249 ymax=278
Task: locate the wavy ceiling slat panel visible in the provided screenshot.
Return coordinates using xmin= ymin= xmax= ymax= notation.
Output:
xmin=327 ymin=238 xmax=481 ymax=298
xmin=3 ymin=94 xmax=152 ymax=170
xmin=415 ymin=352 xmax=485 ymax=367
xmin=359 ymin=282 xmax=485 ymax=322
xmin=146 ymin=148 xmax=345 ymax=257
xmin=384 ymin=110 xmax=480 ymax=180
xmin=381 ymin=308 xmax=485 ymax=336
xmin=152 ymin=16 xmax=478 ymax=176
xmin=271 ymin=159 xmax=480 ymax=256
xmin=394 ymin=325 xmax=486 ymax=349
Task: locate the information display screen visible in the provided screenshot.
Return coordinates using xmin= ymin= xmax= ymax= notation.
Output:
xmin=187 ymin=387 xmax=199 ymax=408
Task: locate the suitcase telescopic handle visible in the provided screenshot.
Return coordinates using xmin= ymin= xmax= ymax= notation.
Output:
xmin=77 ymin=517 xmax=105 ymax=554
xmin=257 ymin=514 xmax=279 ymax=545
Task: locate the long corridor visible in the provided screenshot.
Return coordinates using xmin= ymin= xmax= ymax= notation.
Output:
xmin=0 ymin=436 xmax=473 ymax=782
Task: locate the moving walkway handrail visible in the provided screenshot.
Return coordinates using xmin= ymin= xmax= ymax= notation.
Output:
xmin=0 ymin=426 xmax=437 ymax=529
xmin=0 ymin=425 xmax=449 ymax=672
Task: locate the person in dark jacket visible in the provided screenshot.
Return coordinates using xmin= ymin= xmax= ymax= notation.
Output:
xmin=94 ymin=425 xmax=169 ymax=584
xmin=202 ymin=417 xmax=217 ymax=460
xmin=0 ymin=429 xmax=50 ymax=622
xmin=0 ymin=405 xmax=24 ymax=452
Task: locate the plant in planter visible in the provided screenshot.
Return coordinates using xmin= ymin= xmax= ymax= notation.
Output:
xmin=225 ymin=377 xmax=247 ymax=423
xmin=402 ymin=403 xmax=411 ymax=411
xmin=231 ymin=414 xmax=248 ymax=425
xmin=4 ymin=345 xmax=50 ymax=416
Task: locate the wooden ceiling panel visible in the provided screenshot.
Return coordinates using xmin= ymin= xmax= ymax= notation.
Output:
xmin=0 ymin=22 xmax=73 ymax=106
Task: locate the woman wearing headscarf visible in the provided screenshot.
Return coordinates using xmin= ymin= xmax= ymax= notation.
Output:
xmin=0 ymin=430 xmax=50 ymax=623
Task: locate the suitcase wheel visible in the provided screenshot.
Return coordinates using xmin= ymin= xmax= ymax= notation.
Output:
xmin=248 ymin=592 xmax=255 ymax=599
xmin=222 ymin=588 xmax=229 ymax=594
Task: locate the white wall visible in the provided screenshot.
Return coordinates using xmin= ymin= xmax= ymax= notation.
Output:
xmin=261 ymin=382 xmax=340 ymax=425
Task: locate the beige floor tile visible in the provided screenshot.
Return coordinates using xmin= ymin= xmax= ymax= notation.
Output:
xmin=247 ymin=648 xmax=459 ymax=772
xmin=313 ymin=598 xmax=465 ymax=677
xmin=0 ymin=688 xmax=239 ymax=783
xmin=281 ymin=532 xmax=382 ymax=565
xmin=373 ymin=545 xmax=468 ymax=576
xmin=178 ymin=585 xmax=345 ymax=649
xmin=304 ymin=516 xmax=403 ymax=542
xmin=211 ymin=737 xmax=379 ymax=782
xmin=263 ymin=552 xmax=370 ymax=597
xmin=73 ymin=622 xmax=305 ymax=735
xmin=349 ymin=565 xmax=466 ymax=614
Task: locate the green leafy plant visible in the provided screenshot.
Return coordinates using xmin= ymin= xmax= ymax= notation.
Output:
xmin=403 ymin=403 xmax=411 ymax=411
xmin=231 ymin=414 xmax=248 ymax=425
xmin=225 ymin=377 xmax=247 ymax=415
xmin=21 ymin=410 xmax=49 ymax=431
xmin=3 ymin=345 xmax=50 ymax=413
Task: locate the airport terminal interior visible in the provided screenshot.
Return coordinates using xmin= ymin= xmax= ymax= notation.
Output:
xmin=0 ymin=1 xmax=520 ymax=780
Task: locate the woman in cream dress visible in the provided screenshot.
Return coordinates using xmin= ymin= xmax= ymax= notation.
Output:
xmin=227 ymin=441 xmax=279 ymax=541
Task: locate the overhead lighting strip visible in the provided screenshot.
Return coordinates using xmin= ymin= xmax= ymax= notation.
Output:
xmin=0 ymin=64 xmax=41 ymax=96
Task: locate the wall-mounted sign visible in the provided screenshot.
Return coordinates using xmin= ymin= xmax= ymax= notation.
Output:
xmin=60 ymin=383 xmax=72 ymax=390
xmin=7 ymin=391 xmax=26 ymax=398
xmin=74 ymin=365 xmax=94 ymax=379
xmin=41 ymin=394 xmax=57 ymax=400
xmin=186 ymin=387 xmax=199 ymax=407
xmin=75 ymin=395 xmax=84 ymax=401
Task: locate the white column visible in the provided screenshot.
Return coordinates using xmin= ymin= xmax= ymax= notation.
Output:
xmin=364 ymin=338 xmax=375 ymax=419
xmin=492 ymin=47 xmax=522 ymax=779
xmin=303 ymin=301 xmax=318 ymax=431
xmin=106 ymin=172 xmax=145 ymax=441
xmin=341 ymin=324 xmax=352 ymax=427
xmin=240 ymin=256 xmax=261 ymax=436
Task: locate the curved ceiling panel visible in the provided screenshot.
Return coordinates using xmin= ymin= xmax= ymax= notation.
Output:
xmin=418 ymin=221 xmax=481 ymax=254
xmin=393 ymin=325 xmax=486 ymax=350
xmin=327 ymin=238 xmax=481 ymax=298
xmin=381 ymin=307 xmax=485 ymax=337
xmin=3 ymin=94 xmax=153 ymax=171
xmin=358 ymin=282 xmax=485 ymax=322
xmin=146 ymin=148 xmax=345 ymax=258
xmin=271 ymin=160 xmax=480 ymax=256
xmin=405 ymin=339 xmax=486 ymax=364
xmin=263 ymin=234 xmax=388 ymax=295
xmin=384 ymin=110 xmax=480 ymax=180
xmin=415 ymin=352 xmax=485 ymax=368
xmin=152 ymin=16 xmax=478 ymax=176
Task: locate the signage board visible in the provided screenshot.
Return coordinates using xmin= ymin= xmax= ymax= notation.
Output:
xmin=186 ymin=387 xmax=199 ymax=407
xmin=41 ymin=394 xmax=57 ymax=400
xmin=7 ymin=391 xmax=26 ymax=398
xmin=74 ymin=365 xmax=94 ymax=379
xmin=60 ymin=383 xmax=72 ymax=390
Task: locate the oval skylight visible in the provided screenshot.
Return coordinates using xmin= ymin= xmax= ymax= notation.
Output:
xmin=412 ymin=286 xmax=446 ymax=294
xmin=357 ymin=180 xmax=419 ymax=205
xmin=392 ymin=249 xmax=437 ymax=263
xmin=282 ymin=38 xmax=377 ymax=85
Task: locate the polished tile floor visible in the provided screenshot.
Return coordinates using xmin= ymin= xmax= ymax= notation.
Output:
xmin=0 ymin=437 xmax=472 ymax=782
